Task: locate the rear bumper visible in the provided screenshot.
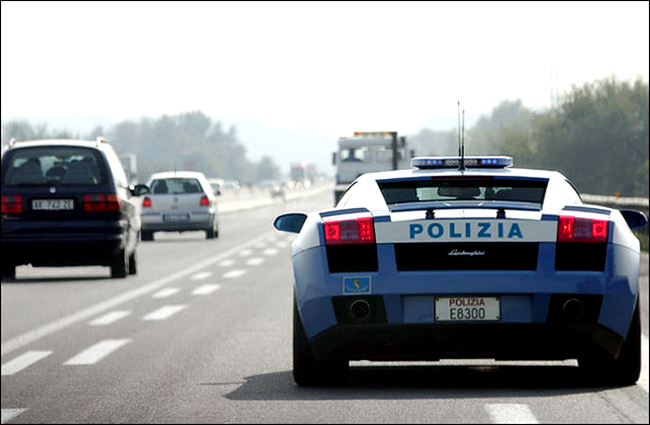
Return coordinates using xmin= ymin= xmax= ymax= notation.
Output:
xmin=309 ymin=322 xmax=624 ymax=362
xmin=2 ymin=237 xmax=125 ymax=267
xmin=141 ymin=211 xmax=214 ymax=232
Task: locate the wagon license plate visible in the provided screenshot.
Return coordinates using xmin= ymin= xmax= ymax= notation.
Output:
xmin=163 ymin=213 xmax=190 ymax=222
xmin=32 ymin=199 xmax=74 ymax=211
xmin=435 ymin=296 xmax=500 ymax=321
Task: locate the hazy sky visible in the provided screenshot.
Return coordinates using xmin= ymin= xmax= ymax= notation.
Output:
xmin=2 ymin=1 xmax=648 ymax=138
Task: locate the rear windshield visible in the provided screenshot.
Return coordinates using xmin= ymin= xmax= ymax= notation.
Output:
xmin=2 ymin=146 xmax=107 ymax=187
xmin=378 ymin=178 xmax=548 ymax=205
xmin=150 ymin=178 xmax=203 ymax=194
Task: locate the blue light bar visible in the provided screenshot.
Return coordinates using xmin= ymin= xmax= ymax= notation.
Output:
xmin=411 ymin=156 xmax=513 ymax=169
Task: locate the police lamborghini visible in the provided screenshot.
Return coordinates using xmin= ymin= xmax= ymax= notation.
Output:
xmin=274 ymin=155 xmax=647 ymax=386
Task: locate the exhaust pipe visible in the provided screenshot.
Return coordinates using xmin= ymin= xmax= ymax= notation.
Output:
xmin=349 ymin=299 xmax=371 ymax=322
xmin=562 ymin=298 xmax=585 ymax=321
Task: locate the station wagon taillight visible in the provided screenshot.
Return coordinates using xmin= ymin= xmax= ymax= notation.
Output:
xmin=1 ymin=195 xmax=23 ymax=213
xmin=84 ymin=194 xmax=120 ymax=212
xmin=557 ymin=215 xmax=608 ymax=243
xmin=323 ymin=216 xmax=376 ymax=245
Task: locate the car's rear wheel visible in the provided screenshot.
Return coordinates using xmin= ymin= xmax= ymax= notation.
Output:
xmin=2 ymin=264 xmax=16 ymax=281
xmin=293 ymin=295 xmax=348 ymax=386
xmin=206 ymin=222 xmax=218 ymax=239
xmin=128 ymin=251 xmax=137 ymax=275
xmin=141 ymin=231 xmax=154 ymax=241
xmin=110 ymin=248 xmax=129 ymax=279
xmin=579 ymin=297 xmax=641 ymax=386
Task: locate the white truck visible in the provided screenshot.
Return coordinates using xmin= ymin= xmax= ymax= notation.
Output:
xmin=332 ymin=131 xmax=411 ymax=204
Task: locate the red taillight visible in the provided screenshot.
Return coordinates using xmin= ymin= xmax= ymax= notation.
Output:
xmin=142 ymin=196 xmax=152 ymax=208
xmin=84 ymin=194 xmax=121 ymax=212
xmin=200 ymin=195 xmax=210 ymax=206
xmin=324 ymin=216 xmax=375 ymax=245
xmin=557 ymin=215 xmax=608 ymax=243
xmin=2 ymin=195 xmax=23 ymax=213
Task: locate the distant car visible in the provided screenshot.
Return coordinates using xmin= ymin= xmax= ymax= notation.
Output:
xmin=140 ymin=171 xmax=219 ymax=240
xmin=274 ymin=155 xmax=647 ymax=386
xmin=223 ymin=180 xmax=241 ymax=192
xmin=207 ymin=178 xmax=224 ymax=196
xmin=1 ymin=138 xmax=149 ymax=279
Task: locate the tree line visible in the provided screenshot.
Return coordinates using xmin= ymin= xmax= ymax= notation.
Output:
xmin=1 ymin=111 xmax=280 ymax=184
xmin=409 ymin=76 xmax=648 ymax=197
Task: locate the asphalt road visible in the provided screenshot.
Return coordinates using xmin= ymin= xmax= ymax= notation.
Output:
xmin=2 ymin=186 xmax=648 ymax=424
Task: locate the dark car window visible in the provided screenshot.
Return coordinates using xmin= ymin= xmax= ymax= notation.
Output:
xmin=150 ymin=178 xmax=203 ymax=194
xmin=3 ymin=146 xmax=107 ymax=187
xmin=378 ymin=178 xmax=549 ymax=205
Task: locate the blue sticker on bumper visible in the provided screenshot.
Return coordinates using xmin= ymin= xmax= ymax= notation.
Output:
xmin=343 ymin=276 xmax=371 ymax=294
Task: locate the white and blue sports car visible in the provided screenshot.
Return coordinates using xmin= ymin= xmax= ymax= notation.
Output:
xmin=274 ymin=156 xmax=647 ymax=386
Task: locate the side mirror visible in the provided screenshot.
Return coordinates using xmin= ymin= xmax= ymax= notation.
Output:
xmin=274 ymin=213 xmax=307 ymax=234
xmin=131 ymin=184 xmax=150 ymax=196
xmin=620 ymin=209 xmax=648 ymax=230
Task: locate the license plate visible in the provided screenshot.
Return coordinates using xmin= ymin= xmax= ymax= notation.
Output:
xmin=435 ymin=296 xmax=500 ymax=321
xmin=32 ymin=199 xmax=74 ymax=211
xmin=163 ymin=213 xmax=190 ymax=222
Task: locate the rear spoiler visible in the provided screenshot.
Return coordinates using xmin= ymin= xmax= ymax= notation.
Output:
xmin=390 ymin=200 xmax=541 ymax=213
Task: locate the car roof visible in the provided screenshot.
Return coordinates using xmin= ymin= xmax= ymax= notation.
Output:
xmin=8 ymin=139 xmax=105 ymax=150
xmin=148 ymin=171 xmax=207 ymax=180
xmin=360 ymin=166 xmax=562 ymax=182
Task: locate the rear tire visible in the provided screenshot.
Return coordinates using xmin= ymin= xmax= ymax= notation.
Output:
xmin=206 ymin=222 xmax=218 ymax=239
xmin=293 ymin=295 xmax=348 ymax=386
xmin=128 ymin=252 xmax=137 ymax=275
xmin=110 ymin=248 xmax=129 ymax=279
xmin=2 ymin=264 xmax=16 ymax=281
xmin=141 ymin=231 xmax=154 ymax=241
xmin=579 ymin=298 xmax=641 ymax=386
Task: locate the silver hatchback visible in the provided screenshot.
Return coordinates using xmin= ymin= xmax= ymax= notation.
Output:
xmin=140 ymin=171 xmax=219 ymax=240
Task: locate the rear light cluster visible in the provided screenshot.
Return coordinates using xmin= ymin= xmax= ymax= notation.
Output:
xmin=84 ymin=194 xmax=120 ymax=212
xmin=1 ymin=195 xmax=23 ymax=213
xmin=142 ymin=196 xmax=152 ymax=208
xmin=557 ymin=215 xmax=608 ymax=243
xmin=141 ymin=195 xmax=210 ymax=208
xmin=200 ymin=195 xmax=210 ymax=206
xmin=323 ymin=216 xmax=375 ymax=245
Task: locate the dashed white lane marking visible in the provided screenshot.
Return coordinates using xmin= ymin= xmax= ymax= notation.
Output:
xmin=64 ymin=339 xmax=130 ymax=365
xmin=89 ymin=311 xmax=131 ymax=326
xmin=1 ymin=231 xmax=276 ymax=357
xmin=239 ymin=249 xmax=253 ymax=257
xmin=192 ymin=284 xmax=221 ymax=295
xmin=246 ymin=257 xmax=264 ymax=266
xmin=218 ymin=259 xmax=235 ymax=268
xmin=223 ymin=269 xmax=247 ymax=279
xmin=276 ymin=241 xmax=288 ymax=248
xmin=152 ymin=287 xmax=181 ymax=299
xmin=1 ymin=351 xmax=51 ymax=376
xmin=143 ymin=305 xmax=187 ymax=321
xmin=640 ymin=335 xmax=649 ymax=393
xmin=1 ymin=409 xmax=27 ymax=424
xmin=263 ymin=248 xmax=278 ymax=256
xmin=191 ymin=271 xmax=212 ymax=280
xmin=486 ymin=403 xmax=538 ymax=424
xmin=253 ymin=242 xmax=267 ymax=248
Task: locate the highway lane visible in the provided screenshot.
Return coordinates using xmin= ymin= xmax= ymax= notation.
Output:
xmin=1 ymin=187 xmax=649 ymax=424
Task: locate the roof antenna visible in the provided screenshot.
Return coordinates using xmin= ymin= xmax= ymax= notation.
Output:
xmin=459 ymin=107 xmax=466 ymax=171
xmin=457 ymin=101 xmax=461 ymax=156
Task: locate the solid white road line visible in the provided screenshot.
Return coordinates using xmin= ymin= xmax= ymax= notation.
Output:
xmin=1 ymin=409 xmax=27 ymax=424
xmin=486 ymin=403 xmax=538 ymax=424
xmin=1 ymin=230 xmax=275 ymax=357
xmin=89 ymin=311 xmax=131 ymax=326
xmin=64 ymin=339 xmax=130 ymax=366
xmin=142 ymin=305 xmax=187 ymax=321
xmin=246 ymin=257 xmax=264 ymax=266
xmin=1 ymin=351 xmax=52 ymax=376
xmin=640 ymin=335 xmax=649 ymax=393
xmin=191 ymin=271 xmax=212 ymax=280
xmin=192 ymin=284 xmax=221 ymax=295
xmin=151 ymin=287 xmax=181 ymax=299
xmin=223 ymin=269 xmax=247 ymax=279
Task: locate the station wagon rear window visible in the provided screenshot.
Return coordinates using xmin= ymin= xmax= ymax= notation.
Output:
xmin=2 ymin=146 xmax=106 ymax=187
xmin=378 ymin=178 xmax=548 ymax=205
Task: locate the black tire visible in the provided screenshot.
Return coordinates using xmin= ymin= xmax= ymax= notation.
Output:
xmin=293 ymin=295 xmax=348 ymax=386
xmin=141 ymin=231 xmax=154 ymax=241
xmin=128 ymin=251 xmax=137 ymax=275
xmin=206 ymin=226 xmax=216 ymax=239
xmin=579 ymin=298 xmax=641 ymax=386
xmin=110 ymin=248 xmax=129 ymax=279
xmin=2 ymin=264 xmax=16 ymax=281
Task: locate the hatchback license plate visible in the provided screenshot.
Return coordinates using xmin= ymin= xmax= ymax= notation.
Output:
xmin=435 ymin=296 xmax=500 ymax=321
xmin=163 ymin=213 xmax=190 ymax=222
xmin=32 ymin=199 xmax=74 ymax=211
